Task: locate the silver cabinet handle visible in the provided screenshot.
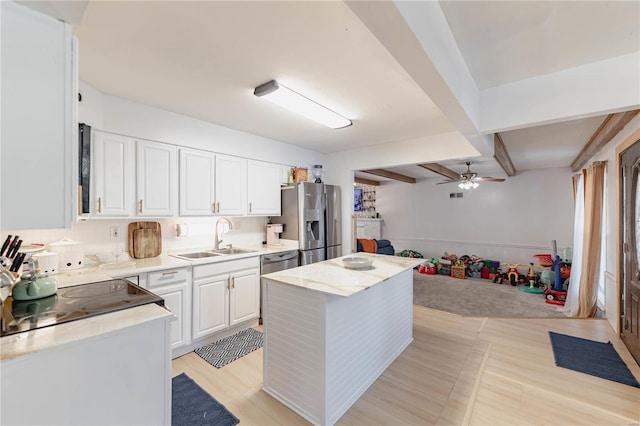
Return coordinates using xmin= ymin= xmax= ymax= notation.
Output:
xmin=211 ymin=203 xmax=216 ymax=213
xmin=231 ymin=276 xmax=235 ymax=289
xmin=97 ymin=197 xmax=102 ymax=213
xmin=249 ymin=202 xmax=252 ymax=213
xmin=138 ymin=199 xmax=143 ymax=213
xmin=162 ymin=271 xmax=178 ymax=276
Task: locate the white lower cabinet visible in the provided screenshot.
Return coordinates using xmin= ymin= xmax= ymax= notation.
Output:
xmin=147 ymin=267 xmax=190 ymax=350
xmin=192 ymin=257 xmax=260 ymax=340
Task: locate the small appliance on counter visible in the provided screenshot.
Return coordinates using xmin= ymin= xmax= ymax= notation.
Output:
xmin=49 ymin=238 xmax=84 ymax=271
xmin=266 ymin=224 xmax=283 ymax=245
xmin=32 ymin=251 xmax=58 ymax=275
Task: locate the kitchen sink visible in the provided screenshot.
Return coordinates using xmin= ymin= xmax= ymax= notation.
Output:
xmin=208 ymin=248 xmax=258 ymax=255
xmin=174 ymin=251 xmax=223 ymax=260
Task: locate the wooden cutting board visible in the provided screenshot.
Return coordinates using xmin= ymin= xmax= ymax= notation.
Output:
xmin=128 ymin=222 xmax=162 ymax=259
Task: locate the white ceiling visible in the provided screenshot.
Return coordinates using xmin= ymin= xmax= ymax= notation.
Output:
xmin=22 ymin=0 xmax=640 ymax=181
xmin=439 ymin=1 xmax=640 ymax=90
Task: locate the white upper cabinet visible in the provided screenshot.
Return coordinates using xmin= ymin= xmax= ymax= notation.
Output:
xmin=1 ymin=2 xmax=76 ymax=229
xmin=215 ymin=154 xmax=246 ymax=216
xmin=92 ymin=131 xmax=134 ymax=216
xmin=136 ymin=139 xmax=178 ymax=217
xmin=179 ymin=148 xmax=216 ymax=216
xmin=247 ymin=160 xmax=281 ymax=216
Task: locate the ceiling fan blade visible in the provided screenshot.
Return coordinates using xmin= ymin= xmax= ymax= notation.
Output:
xmin=436 ymin=180 xmax=458 ymax=185
xmin=476 ymin=177 xmax=505 ymax=182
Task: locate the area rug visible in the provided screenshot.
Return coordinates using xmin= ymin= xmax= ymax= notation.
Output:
xmin=195 ymin=328 xmax=263 ymax=368
xmin=172 ymin=373 xmax=239 ymax=426
xmin=548 ymin=332 xmax=640 ymax=388
xmin=413 ymin=271 xmax=563 ymax=318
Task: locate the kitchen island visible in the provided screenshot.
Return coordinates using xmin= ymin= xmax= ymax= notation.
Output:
xmin=261 ymin=253 xmax=424 ymax=426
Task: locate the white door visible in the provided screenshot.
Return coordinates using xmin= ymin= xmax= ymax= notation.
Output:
xmin=247 ymin=160 xmax=281 ymax=215
xmin=179 ymin=148 xmax=215 ymax=215
xmin=229 ymin=268 xmax=260 ymax=326
xmin=92 ymin=131 xmax=133 ymax=216
xmin=136 ymin=139 xmax=177 ymax=216
xmin=192 ymin=275 xmax=229 ymax=339
xmin=215 ymin=155 xmax=246 ymax=215
xmin=158 ymin=287 xmax=188 ymax=349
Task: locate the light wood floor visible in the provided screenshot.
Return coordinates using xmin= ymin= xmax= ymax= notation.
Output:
xmin=172 ymin=305 xmax=640 ymax=425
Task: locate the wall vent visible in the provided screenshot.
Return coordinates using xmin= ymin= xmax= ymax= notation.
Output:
xmin=449 ymin=192 xmax=463 ymax=199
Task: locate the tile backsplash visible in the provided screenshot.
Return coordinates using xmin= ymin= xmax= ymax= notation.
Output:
xmin=2 ymin=216 xmax=269 ymax=263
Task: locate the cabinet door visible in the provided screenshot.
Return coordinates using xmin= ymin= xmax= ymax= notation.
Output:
xmin=247 ymin=160 xmax=281 ymax=216
xmin=1 ymin=2 xmax=75 ymax=229
xmin=179 ymin=148 xmax=215 ymax=215
xmin=229 ymin=268 xmax=260 ymax=326
xmin=157 ymin=287 xmax=189 ymax=349
xmin=192 ymin=275 xmax=229 ymax=339
xmin=136 ymin=139 xmax=177 ymax=216
xmin=92 ymin=131 xmax=133 ymax=216
xmin=215 ymin=154 xmax=246 ymax=216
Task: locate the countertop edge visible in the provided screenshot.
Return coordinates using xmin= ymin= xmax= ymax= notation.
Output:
xmin=1 ymin=304 xmax=171 ymax=361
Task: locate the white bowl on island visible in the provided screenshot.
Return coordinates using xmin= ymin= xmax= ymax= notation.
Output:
xmin=341 ymin=255 xmax=374 ymax=269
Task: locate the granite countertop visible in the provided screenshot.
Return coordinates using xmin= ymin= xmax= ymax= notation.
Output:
xmin=261 ymin=253 xmax=424 ymax=297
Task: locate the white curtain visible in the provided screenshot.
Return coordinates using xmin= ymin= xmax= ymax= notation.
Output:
xmin=563 ymin=173 xmax=584 ymax=317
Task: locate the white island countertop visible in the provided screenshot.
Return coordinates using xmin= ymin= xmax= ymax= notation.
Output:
xmin=261 ymin=253 xmax=424 ymax=297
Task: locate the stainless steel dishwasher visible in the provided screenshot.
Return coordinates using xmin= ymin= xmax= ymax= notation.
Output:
xmin=260 ymin=250 xmax=300 ymax=323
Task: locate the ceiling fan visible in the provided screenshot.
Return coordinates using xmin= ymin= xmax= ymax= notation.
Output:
xmin=436 ymin=162 xmax=505 ymax=189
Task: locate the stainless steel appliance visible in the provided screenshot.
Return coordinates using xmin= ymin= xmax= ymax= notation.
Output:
xmin=260 ymin=250 xmax=300 ymax=324
xmin=325 ymin=184 xmax=342 ymax=260
xmin=273 ymin=182 xmax=342 ymax=265
xmin=1 ymin=279 xmax=164 ymax=337
xmin=260 ymin=250 xmax=300 ymax=275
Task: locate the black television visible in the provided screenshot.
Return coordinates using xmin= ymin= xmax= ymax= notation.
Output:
xmin=354 ymin=188 xmax=363 ymax=211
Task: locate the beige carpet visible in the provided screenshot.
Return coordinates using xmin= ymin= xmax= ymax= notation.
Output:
xmin=413 ymin=270 xmax=565 ymax=318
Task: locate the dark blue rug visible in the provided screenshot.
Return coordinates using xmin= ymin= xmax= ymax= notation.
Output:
xmin=172 ymin=373 xmax=239 ymax=426
xmin=549 ymin=331 xmax=640 ymax=388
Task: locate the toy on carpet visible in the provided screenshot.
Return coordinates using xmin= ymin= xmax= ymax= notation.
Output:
xmin=519 ymin=262 xmax=544 ymax=294
xmin=543 ymin=240 xmax=568 ymax=306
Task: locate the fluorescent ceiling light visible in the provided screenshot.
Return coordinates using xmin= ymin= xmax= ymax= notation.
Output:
xmin=254 ymin=80 xmax=352 ymax=129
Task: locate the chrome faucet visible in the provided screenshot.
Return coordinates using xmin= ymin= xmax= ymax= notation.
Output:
xmin=214 ymin=217 xmax=233 ymax=250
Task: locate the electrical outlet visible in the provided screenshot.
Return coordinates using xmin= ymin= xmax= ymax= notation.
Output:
xmin=110 ymin=226 xmax=120 ymax=240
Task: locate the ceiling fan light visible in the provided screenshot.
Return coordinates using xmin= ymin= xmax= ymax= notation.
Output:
xmin=254 ymin=80 xmax=352 ymax=129
xmin=472 ymin=182 xmax=479 ymax=189
xmin=458 ymin=182 xmax=465 ymax=189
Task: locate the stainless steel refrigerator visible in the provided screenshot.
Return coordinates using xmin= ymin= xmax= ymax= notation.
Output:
xmin=274 ymin=182 xmax=342 ymax=265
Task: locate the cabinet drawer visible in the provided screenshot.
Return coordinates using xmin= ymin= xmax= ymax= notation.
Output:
xmin=148 ymin=268 xmax=187 ymax=288
xmin=193 ymin=257 xmax=259 ymax=280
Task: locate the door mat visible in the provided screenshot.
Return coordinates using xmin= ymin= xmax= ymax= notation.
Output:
xmin=195 ymin=328 xmax=263 ymax=368
xmin=549 ymin=331 xmax=640 ymax=388
xmin=172 ymin=373 xmax=239 ymax=426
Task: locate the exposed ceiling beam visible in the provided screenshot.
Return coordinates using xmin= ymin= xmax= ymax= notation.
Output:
xmin=493 ymin=133 xmax=516 ymax=177
xmin=354 ymin=176 xmax=380 ymax=186
xmin=361 ymin=169 xmax=416 ymax=184
xmin=418 ymin=163 xmax=460 ymax=180
xmin=571 ymin=110 xmax=640 ymax=172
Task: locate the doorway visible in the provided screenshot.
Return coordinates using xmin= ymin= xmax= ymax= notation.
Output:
xmin=620 ymin=138 xmax=640 ymax=363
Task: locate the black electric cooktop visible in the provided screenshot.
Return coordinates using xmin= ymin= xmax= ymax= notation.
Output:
xmin=1 ymin=279 xmax=164 ymax=337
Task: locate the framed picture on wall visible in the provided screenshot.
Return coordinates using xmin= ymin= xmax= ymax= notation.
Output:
xmin=354 ymin=188 xmax=363 ymax=211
